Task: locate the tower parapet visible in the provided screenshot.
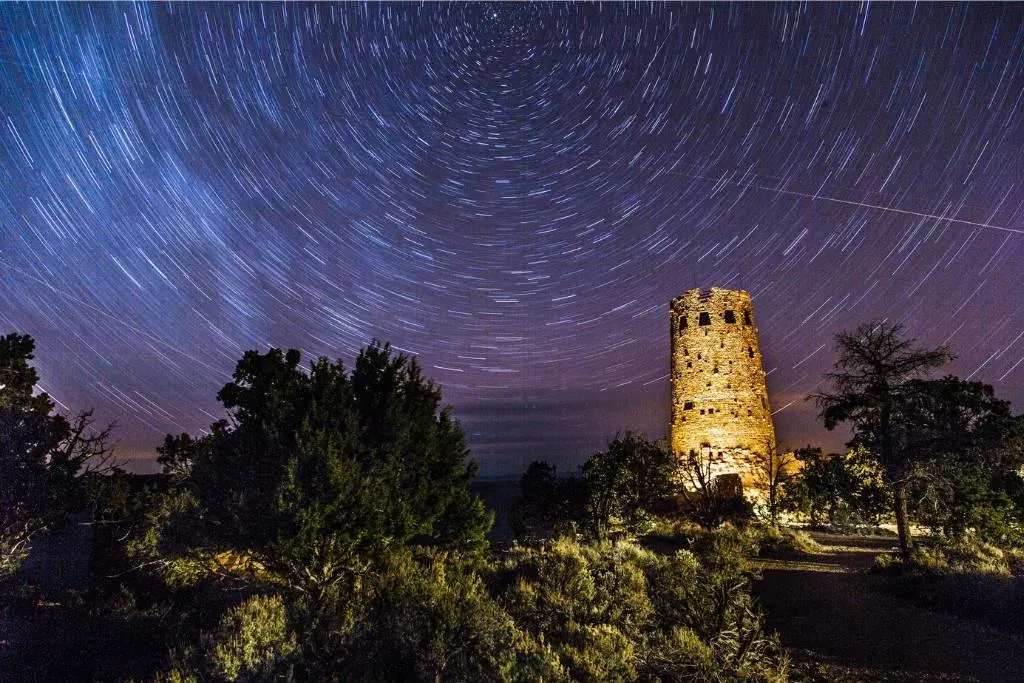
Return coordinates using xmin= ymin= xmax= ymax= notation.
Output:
xmin=669 ymin=287 xmax=776 ymax=490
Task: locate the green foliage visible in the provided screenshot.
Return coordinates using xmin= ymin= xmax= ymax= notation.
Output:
xmin=816 ymin=323 xmax=1024 ymax=559
xmin=906 ymin=381 xmax=1024 ymax=546
xmin=156 ymin=668 xmax=198 ymax=683
xmin=157 ymin=432 xmax=211 ymax=478
xmin=495 ymin=534 xmax=787 ymax=682
xmin=750 ymin=442 xmax=798 ymax=528
xmin=125 ymin=487 xmax=202 ymax=579
xmin=340 ymin=550 xmax=529 ymax=682
xmin=876 ymin=535 xmax=1024 ymax=630
xmin=127 ymin=341 xmax=498 ymax=678
xmin=561 ymin=622 xmax=635 ymax=682
xmin=2 ymin=333 xmax=75 ymax=574
xmin=782 ymin=446 xmax=887 ymax=527
xmin=165 ymin=550 xmax=565 ymax=683
xmin=0 ymin=535 xmax=29 ymax=578
xmin=146 ymin=342 xmax=491 ymax=595
xmin=581 ymin=432 xmax=677 ymax=538
xmin=904 ymin=535 xmax=1020 ymax=577
xmin=648 ymin=531 xmax=785 ymax=682
xmin=813 ymin=321 xmax=954 ymax=557
xmin=511 ymin=433 xmax=676 ymax=543
xmin=94 ymin=340 xmax=796 ymax=680
xmin=510 ymin=461 xmax=585 ymax=542
xmin=497 ymin=540 xmax=648 ymax=681
xmin=207 ymin=594 xmax=297 ymax=681
xmin=747 ymin=524 xmax=822 ymax=556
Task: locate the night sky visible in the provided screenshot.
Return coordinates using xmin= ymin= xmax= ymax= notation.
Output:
xmin=2 ymin=3 xmax=1021 ymax=476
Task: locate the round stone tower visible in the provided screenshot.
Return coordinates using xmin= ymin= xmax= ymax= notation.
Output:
xmin=669 ymin=287 xmax=776 ymax=488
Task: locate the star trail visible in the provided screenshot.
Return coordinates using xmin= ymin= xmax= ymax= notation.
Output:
xmin=1 ymin=3 xmax=1021 ymax=475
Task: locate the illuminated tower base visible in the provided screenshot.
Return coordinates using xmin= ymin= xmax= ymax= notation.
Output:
xmin=669 ymin=287 xmax=777 ymax=493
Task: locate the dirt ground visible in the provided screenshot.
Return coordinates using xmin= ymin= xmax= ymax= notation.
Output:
xmin=753 ymin=533 xmax=1024 ymax=683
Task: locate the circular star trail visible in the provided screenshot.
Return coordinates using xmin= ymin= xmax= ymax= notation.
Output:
xmin=2 ymin=3 xmax=1022 ymax=474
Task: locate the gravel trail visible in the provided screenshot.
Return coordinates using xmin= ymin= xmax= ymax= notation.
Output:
xmin=753 ymin=533 xmax=1024 ymax=683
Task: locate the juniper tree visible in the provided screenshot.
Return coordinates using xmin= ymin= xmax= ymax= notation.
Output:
xmin=812 ymin=321 xmax=952 ymax=559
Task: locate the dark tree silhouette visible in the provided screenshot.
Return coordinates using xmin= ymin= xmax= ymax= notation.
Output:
xmin=782 ymin=446 xmax=887 ymax=527
xmin=510 ymin=460 xmax=566 ymax=542
xmin=902 ymin=377 xmax=1024 ymax=543
xmin=812 ymin=321 xmax=953 ymax=559
xmin=582 ymin=432 xmax=676 ymax=538
xmin=1 ymin=333 xmax=114 ymax=576
xmin=148 ymin=341 xmax=492 ymax=607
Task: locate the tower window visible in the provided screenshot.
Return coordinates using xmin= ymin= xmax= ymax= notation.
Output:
xmin=743 ymin=310 xmax=752 ymax=325
xmin=678 ymin=316 xmax=687 ymax=330
xmin=684 ymin=401 xmax=694 ymax=410
xmin=708 ymin=407 xmax=714 ymax=414
xmin=686 ymin=361 xmax=692 ymax=368
xmin=713 ymin=366 xmax=719 ymax=374
xmin=698 ymin=312 xmax=711 ymax=326
xmin=724 ymin=310 xmax=736 ymax=323
xmin=700 ymin=409 xmax=705 ymax=415
xmin=748 ymin=346 xmax=755 ymax=358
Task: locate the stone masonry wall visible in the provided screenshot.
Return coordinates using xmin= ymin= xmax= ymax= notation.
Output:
xmin=669 ymin=288 xmax=777 ymax=491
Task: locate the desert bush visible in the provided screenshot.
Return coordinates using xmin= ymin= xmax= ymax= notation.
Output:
xmin=648 ymin=517 xmax=706 ymax=538
xmin=340 ymin=550 xmax=530 ymax=683
xmin=206 ymin=594 xmax=297 ymax=681
xmin=875 ymin=534 xmax=1024 ymax=631
xmin=747 ymin=524 xmax=822 ymax=556
xmin=874 ymin=534 xmax=1016 ymax=576
xmin=910 ymin=535 xmax=1012 ymax=575
xmin=512 ymin=434 xmax=676 ymax=544
xmin=495 ymin=535 xmax=787 ymax=682
xmin=560 ymin=621 xmax=636 ymax=682
xmin=782 ymin=447 xmax=888 ymax=529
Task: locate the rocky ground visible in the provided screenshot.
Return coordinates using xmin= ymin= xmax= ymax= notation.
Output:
xmin=753 ymin=532 xmax=1024 ymax=683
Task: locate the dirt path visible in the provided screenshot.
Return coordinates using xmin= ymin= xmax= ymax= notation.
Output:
xmin=753 ymin=533 xmax=1024 ymax=682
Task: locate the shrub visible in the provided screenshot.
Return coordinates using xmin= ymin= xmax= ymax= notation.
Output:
xmin=498 ymin=539 xmax=654 ymax=646
xmin=560 ymin=621 xmax=635 ymax=682
xmin=874 ymin=534 xmax=1015 ymax=576
xmin=910 ymin=535 xmax=1013 ymax=575
xmin=747 ymin=524 xmax=821 ymax=556
xmin=341 ymin=550 xmax=527 ymax=683
xmin=875 ymin=534 xmax=1024 ymax=630
xmin=207 ymin=594 xmax=297 ymax=681
xmin=495 ymin=535 xmax=787 ymax=682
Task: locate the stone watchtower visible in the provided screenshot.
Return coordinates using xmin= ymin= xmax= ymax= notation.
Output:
xmin=669 ymin=287 xmax=776 ymax=491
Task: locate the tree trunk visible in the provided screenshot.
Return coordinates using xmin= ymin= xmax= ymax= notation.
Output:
xmin=893 ymin=481 xmax=913 ymax=561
